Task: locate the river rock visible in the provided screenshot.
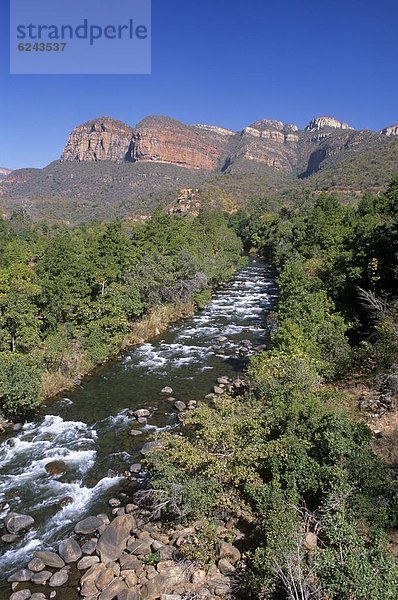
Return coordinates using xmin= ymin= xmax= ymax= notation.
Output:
xmin=174 ymin=401 xmax=186 ymax=412
xmin=45 ymin=460 xmax=67 ymax=476
xmin=119 ymin=554 xmax=143 ymax=571
xmin=34 ymin=551 xmax=65 ymax=568
xmin=218 ymin=558 xmax=236 ymax=575
xmin=1 ymin=533 xmax=18 ymax=543
xmin=127 ymin=539 xmax=151 ymax=557
xmin=129 ymin=463 xmax=141 ymax=473
xmin=31 ymin=570 xmax=52 ymax=585
xmin=27 ymin=558 xmax=45 ymax=572
xmin=129 ymin=429 xmax=143 ymax=436
xmin=96 ymin=567 xmax=114 ymax=590
xmin=137 ymin=417 xmax=147 ymax=425
xmin=213 ymin=386 xmax=224 ymax=395
xmin=118 ymin=589 xmax=140 ymax=600
xmin=134 ymin=409 xmax=150 ymax=418
xmin=30 ymin=595 xmax=46 ymax=600
xmin=217 ymin=541 xmax=241 ymax=564
xmin=7 ymin=569 xmax=33 ymax=583
xmin=49 ymin=570 xmax=69 ymax=587
xmin=77 ymin=555 xmax=100 ymax=570
xmin=5 ymin=512 xmax=35 ymax=534
xmin=97 ymin=515 xmax=136 ymax=564
xmin=58 ymin=537 xmax=82 ymax=563
xmin=80 ymin=564 xmax=106 ymax=595
xmin=98 ymin=578 xmax=127 ymax=600
xmin=140 ymin=566 xmax=185 ymax=600
xmin=161 ymin=387 xmax=173 ymax=395
xmin=81 ymin=538 xmax=98 ymax=555
xmin=140 ymin=441 xmax=161 ymax=456
xmin=10 ymin=591 xmax=31 ymax=600
xmin=75 ymin=515 xmax=104 ymax=535
xmin=109 ymin=498 xmax=121 ymax=508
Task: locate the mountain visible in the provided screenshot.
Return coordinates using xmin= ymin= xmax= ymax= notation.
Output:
xmin=0 ymin=115 xmax=397 ymax=223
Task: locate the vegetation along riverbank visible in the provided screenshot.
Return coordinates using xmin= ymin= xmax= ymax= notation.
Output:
xmin=0 ymin=210 xmax=245 ymax=425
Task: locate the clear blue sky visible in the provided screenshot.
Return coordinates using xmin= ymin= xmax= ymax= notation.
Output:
xmin=1 ymin=0 xmax=397 ymax=169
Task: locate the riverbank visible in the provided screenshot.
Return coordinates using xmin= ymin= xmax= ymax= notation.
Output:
xmin=40 ymin=301 xmax=196 ymax=402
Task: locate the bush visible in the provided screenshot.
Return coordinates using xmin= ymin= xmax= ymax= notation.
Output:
xmin=0 ymin=352 xmax=42 ymax=417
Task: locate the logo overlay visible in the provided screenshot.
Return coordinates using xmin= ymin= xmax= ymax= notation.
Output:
xmin=10 ymin=0 xmax=151 ymax=74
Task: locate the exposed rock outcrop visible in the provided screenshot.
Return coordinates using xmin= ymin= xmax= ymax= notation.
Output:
xmin=382 ymin=124 xmax=398 ymax=136
xmin=305 ymin=115 xmax=353 ymax=132
xmin=61 ymin=117 xmax=134 ymax=162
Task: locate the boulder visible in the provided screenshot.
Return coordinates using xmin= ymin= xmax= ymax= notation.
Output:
xmin=81 ymin=538 xmax=98 ymax=555
xmin=213 ymin=386 xmax=224 ymax=395
xmin=31 ymin=570 xmax=52 ymax=585
xmin=174 ymin=401 xmax=186 ymax=412
xmin=218 ymin=558 xmax=236 ymax=575
xmin=45 ymin=460 xmax=67 ymax=476
xmin=127 ymin=539 xmax=151 ymax=557
xmin=58 ymin=537 xmax=82 ymax=563
xmin=5 ymin=512 xmax=35 ymax=534
xmin=96 ymin=568 xmax=114 ymax=590
xmin=7 ymin=569 xmax=33 ymax=583
xmin=75 ymin=515 xmax=104 ymax=535
xmin=77 ymin=555 xmax=100 ymax=570
xmin=34 ymin=550 xmax=65 ymax=568
xmin=98 ymin=578 xmax=127 ymax=600
xmin=49 ymin=570 xmax=69 ymax=587
xmin=118 ymin=589 xmax=140 ymax=600
xmin=1 ymin=533 xmax=18 ymax=543
xmin=97 ymin=515 xmax=135 ymax=564
xmin=129 ymin=464 xmax=142 ymax=474
xmin=27 ymin=558 xmax=45 ymax=573
xmin=134 ymin=409 xmax=150 ymax=418
xmin=10 ymin=591 xmax=31 ymax=600
xmin=130 ymin=430 xmax=143 ymax=436
xmin=140 ymin=441 xmax=161 ymax=456
xmin=161 ymin=387 xmax=173 ymax=395
xmin=30 ymin=595 xmax=46 ymax=600
xmin=217 ymin=541 xmax=241 ymax=564
xmin=140 ymin=566 xmax=185 ymax=600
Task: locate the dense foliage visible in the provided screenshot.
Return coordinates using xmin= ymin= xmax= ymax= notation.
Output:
xmin=147 ymin=178 xmax=398 ymax=599
xmin=0 ymin=210 xmax=244 ymax=418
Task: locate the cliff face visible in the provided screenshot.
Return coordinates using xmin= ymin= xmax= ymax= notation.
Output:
xmin=57 ymin=113 xmax=393 ymax=178
xmin=382 ymin=124 xmax=398 ymax=136
xmin=61 ymin=117 xmax=134 ymax=162
xmin=129 ymin=116 xmax=222 ymax=170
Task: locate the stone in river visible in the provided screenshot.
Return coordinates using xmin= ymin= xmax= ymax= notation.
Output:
xmin=109 ymin=498 xmax=121 ymax=507
xmin=75 ymin=515 xmax=104 ymax=535
xmin=97 ymin=515 xmax=136 ymax=564
xmin=31 ymin=570 xmax=52 ymax=585
xmin=7 ymin=569 xmax=33 ymax=583
xmin=45 ymin=460 xmax=67 ymax=476
xmin=77 ymin=555 xmax=100 ymax=570
xmin=1 ymin=533 xmax=18 ymax=543
xmin=134 ymin=409 xmax=150 ymax=418
xmin=137 ymin=417 xmax=147 ymax=425
xmin=81 ymin=538 xmax=98 ymax=555
xmin=30 ymin=595 xmax=46 ymax=600
xmin=5 ymin=512 xmax=35 ymax=534
xmin=174 ymin=401 xmax=186 ymax=412
xmin=213 ymin=386 xmax=225 ymax=395
xmin=27 ymin=558 xmax=45 ymax=572
xmin=10 ymin=591 xmax=31 ymax=600
xmin=161 ymin=387 xmax=173 ymax=394
xmin=98 ymin=577 xmax=127 ymax=600
xmin=49 ymin=570 xmax=69 ymax=587
xmin=129 ymin=463 xmax=141 ymax=473
xmin=34 ymin=550 xmax=65 ymax=568
xmin=58 ymin=537 xmax=82 ymax=563
xmin=129 ymin=429 xmax=143 ymax=436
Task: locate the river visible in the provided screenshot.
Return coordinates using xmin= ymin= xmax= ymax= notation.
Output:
xmin=0 ymin=258 xmax=276 ymax=586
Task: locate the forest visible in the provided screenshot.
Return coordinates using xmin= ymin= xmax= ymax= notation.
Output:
xmin=146 ymin=177 xmax=398 ymax=599
xmin=0 ymin=210 xmax=244 ymax=419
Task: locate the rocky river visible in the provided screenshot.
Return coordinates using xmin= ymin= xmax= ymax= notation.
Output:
xmin=0 ymin=258 xmax=277 ymax=596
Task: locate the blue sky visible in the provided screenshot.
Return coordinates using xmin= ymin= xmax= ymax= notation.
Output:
xmin=1 ymin=0 xmax=397 ymax=169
